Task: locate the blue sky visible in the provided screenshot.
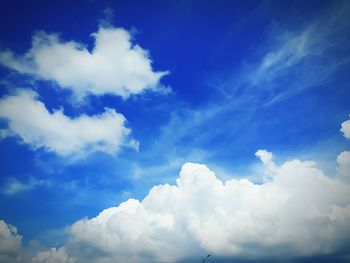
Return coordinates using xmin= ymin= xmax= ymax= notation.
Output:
xmin=0 ymin=1 xmax=350 ymax=262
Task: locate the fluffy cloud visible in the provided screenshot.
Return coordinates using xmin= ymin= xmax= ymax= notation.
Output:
xmin=337 ymin=151 xmax=350 ymax=183
xmin=0 ymin=89 xmax=137 ymax=156
xmin=32 ymin=150 xmax=350 ymax=262
xmin=0 ymin=27 xmax=168 ymax=99
xmin=32 ymin=248 xmax=75 ymax=263
xmin=0 ymin=220 xmax=22 ymax=263
xmin=341 ymin=115 xmax=350 ymax=139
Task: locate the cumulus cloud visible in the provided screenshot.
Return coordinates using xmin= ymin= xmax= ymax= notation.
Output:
xmin=337 ymin=151 xmax=350 ymax=183
xmin=0 ymin=27 xmax=168 ymax=99
xmin=31 ymin=150 xmax=350 ymax=262
xmin=255 ymin=149 xmax=276 ymax=180
xmin=0 ymin=89 xmax=137 ymax=156
xmin=341 ymin=115 xmax=350 ymax=139
xmin=32 ymin=248 xmax=76 ymax=263
xmin=0 ymin=220 xmax=22 ymax=263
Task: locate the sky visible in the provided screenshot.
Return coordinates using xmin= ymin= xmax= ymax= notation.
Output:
xmin=0 ymin=0 xmax=350 ymax=262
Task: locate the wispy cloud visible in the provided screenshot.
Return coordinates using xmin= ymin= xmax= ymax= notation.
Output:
xmin=250 ymin=25 xmax=313 ymax=85
xmin=2 ymin=177 xmax=50 ymax=196
xmin=147 ymin=2 xmax=350 ymax=171
xmin=211 ymin=1 xmax=350 ymax=106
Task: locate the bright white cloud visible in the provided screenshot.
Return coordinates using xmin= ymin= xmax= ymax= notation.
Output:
xmin=341 ymin=115 xmax=350 ymax=139
xmin=0 ymin=27 xmax=168 ymax=99
xmin=255 ymin=149 xmax=276 ymax=180
xmin=0 ymin=89 xmax=137 ymax=156
xmin=32 ymin=150 xmax=350 ymax=262
xmin=0 ymin=220 xmax=22 ymax=263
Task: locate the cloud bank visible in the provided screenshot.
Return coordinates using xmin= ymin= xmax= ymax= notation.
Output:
xmin=1 ymin=116 xmax=350 ymax=262
xmin=30 ymin=147 xmax=350 ymax=262
xmin=0 ymin=27 xmax=168 ymax=99
xmin=0 ymin=89 xmax=137 ymax=156
xmin=1 ymin=146 xmax=350 ymax=262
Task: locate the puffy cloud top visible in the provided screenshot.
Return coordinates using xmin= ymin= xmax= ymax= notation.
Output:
xmin=341 ymin=115 xmax=350 ymax=139
xmin=1 ymin=149 xmax=350 ymax=262
xmin=0 ymin=89 xmax=137 ymax=156
xmin=0 ymin=27 xmax=168 ymax=99
xmin=33 ymin=151 xmax=350 ymax=263
xmin=0 ymin=220 xmax=22 ymax=263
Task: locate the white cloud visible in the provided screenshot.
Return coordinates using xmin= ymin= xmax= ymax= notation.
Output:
xmin=32 ymin=150 xmax=350 ymax=262
xmin=2 ymin=177 xmax=50 ymax=196
xmin=257 ymin=27 xmax=312 ymax=75
xmin=32 ymin=248 xmax=76 ymax=263
xmin=0 ymin=89 xmax=137 ymax=156
xmin=251 ymin=3 xmax=350 ymax=89
xmin=341 ymin=115 xmax=350 ymax=139
xmin=0 ymin=27 xmax=168 ymax=99
xmin=255 ymin=149 xmax=276 ymax=180
xmin=212 ymin=3 xmax=350 ymax=106
xmin=337 ymin=151 xmax=350 ymax=183
xmin=239 ymin=25 xmax=317 ymax=93
xmin=0 ymin=220 xmax=22 ymax=263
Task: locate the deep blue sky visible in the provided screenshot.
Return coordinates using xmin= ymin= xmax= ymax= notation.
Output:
xmin=0 ymin=1 xmax=350 ymax=262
